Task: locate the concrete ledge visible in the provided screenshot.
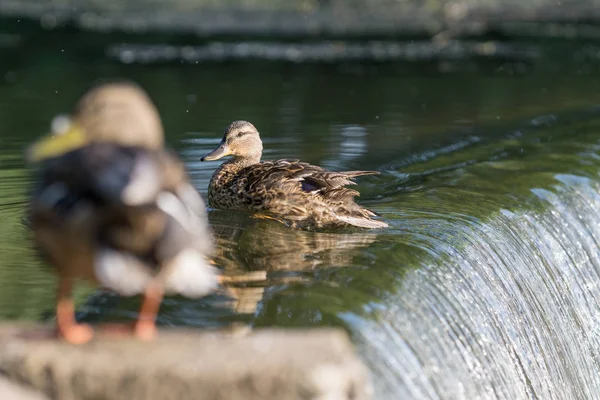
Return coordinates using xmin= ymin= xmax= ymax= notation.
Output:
xmin=0 ymin=324 xmax=372 ymax=400
xmin=0 ymin=375 xmax=48 ymax=400
xmin=1 ymin=0 xmax=600 ymax=39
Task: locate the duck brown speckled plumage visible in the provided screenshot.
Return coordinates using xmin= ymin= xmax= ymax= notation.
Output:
xmin=27 ymin=81 xmax=218 ymax=344
xmin=201 ymin=121 xmax=388 ymax=230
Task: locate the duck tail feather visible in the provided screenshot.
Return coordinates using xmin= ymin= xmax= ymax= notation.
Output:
xmin=336 ymin=214 xmax=389 ymax=229
xmin=343 ymin=170 xmax=380 ymax=178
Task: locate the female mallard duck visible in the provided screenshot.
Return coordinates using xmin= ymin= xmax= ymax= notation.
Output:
xmin=201 ymin=121 xmax=388 ymax=229
xmin=27 ymin=82 xmax=218 ymax=344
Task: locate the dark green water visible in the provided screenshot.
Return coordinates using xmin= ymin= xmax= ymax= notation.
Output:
xmin=3 ymin=28 xmax=600 ymax=398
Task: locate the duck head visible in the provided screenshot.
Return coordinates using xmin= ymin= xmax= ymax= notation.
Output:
xmin=28 ymin=81 xmax=164 ymax=163
xmin=201 ymin=120 xmax=263 ymax=166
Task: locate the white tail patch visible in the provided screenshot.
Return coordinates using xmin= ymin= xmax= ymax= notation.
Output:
xmin=156 ymin=190 xmax=214 ymax=254
xmin=163 ymin=248 xmax=219 ymax=298
xmin=121 ymin=155 xmax=161 ymax=205
xmin=175 ymin=184 xmax=214 ymax=255
xmin=157 ymin=191 xmax=194 ymax=234
xmin=336 ymin=214 xmax=389 ymax=229
xmin=177 ymin=184 xmax=209 ymax=224
xmin=94 ymin=249 xmax=153 ymax=296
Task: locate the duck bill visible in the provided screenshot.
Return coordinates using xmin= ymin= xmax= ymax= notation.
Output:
xmin=201 ymin=142 xmax=231 ymax=161
xmin=27 ymin=125 xmax=87 ymax=163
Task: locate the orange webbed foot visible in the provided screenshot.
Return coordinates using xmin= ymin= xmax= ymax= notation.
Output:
xmin=58 ymin=322 xmax=94 ymax=345
xmin=134 ymin=320 xmax=157 ymax=341
xmin=56 ymin=288 xmax=94 ymax=344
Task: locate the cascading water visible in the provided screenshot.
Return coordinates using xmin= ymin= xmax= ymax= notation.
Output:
xmin=354 ymin=115 xmax=600 ymax=399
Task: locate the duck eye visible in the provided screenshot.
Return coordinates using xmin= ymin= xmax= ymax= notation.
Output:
xmin=236 ymin=131 xmax=246 ymax=138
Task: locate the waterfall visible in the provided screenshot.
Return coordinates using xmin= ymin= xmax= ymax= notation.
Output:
xmin=357 ymin=173 xmax=600 ymax=399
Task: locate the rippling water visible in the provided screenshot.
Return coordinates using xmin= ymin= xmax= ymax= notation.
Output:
xmin=2 ymin=28 xmax=600 ymax=399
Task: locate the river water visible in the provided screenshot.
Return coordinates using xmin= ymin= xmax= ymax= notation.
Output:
xmin=1 ymin=25 xmax=600 ymax=399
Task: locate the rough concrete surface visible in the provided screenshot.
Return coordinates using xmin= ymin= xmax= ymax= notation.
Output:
xmin=0 ymin=375 xmax=49 ymax=400
xmin=0 ymin=324 xmax=372 ymax=400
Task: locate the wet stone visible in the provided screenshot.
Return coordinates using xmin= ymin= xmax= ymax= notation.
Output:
xmin=0 ymin=323 xmax=372 ymax=400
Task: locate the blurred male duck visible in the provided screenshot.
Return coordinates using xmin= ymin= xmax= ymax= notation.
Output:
xmin=27 ymin=81 xmax=219 ymax=344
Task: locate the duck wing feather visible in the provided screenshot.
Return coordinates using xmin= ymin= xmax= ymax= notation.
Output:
xmin=243 ymin=159 xmax=379 ymax=196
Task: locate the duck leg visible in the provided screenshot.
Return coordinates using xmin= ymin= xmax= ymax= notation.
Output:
xmin=56 ymin=277 xmax=94 ymax=344
xmin=133 ymin=283 xmax=164 ymax=341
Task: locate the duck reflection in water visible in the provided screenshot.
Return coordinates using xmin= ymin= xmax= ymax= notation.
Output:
xmin=210 ymin=210 xmax=379 ymax=317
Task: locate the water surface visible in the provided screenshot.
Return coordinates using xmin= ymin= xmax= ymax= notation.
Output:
xmin=2 ymin=29 xmax=600 ymax=399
